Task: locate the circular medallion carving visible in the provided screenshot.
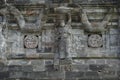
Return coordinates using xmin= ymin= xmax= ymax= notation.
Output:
xmin=88 ymin=34 xmax=103 ymax=48
xmin=24 ymin=35 xmax=38 ymax=48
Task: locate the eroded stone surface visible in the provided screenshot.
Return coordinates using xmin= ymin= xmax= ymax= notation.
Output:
xmin=0 ymin=0 xmax=119 ymax=80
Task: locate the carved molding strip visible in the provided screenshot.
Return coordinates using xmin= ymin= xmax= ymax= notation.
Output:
xmin=6 ymin=56 xmax=120 ymax=60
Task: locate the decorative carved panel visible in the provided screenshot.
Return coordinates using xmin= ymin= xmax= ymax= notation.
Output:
xmin=68 ymin=29 xmax=85 ymax=57
xmin=88 ymin=34 xmax=103 ymax=48
xmin=42 ymin=29 xmax=54 ymax=52
xmin=24 ymin=35 xmax=38 ymax=49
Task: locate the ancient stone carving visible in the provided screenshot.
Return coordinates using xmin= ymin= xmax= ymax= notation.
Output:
xmin=24 ymin=9 xmax=43 ymax=32
xmin=55 ymin=6 xmax=74 ymax=13
xmin=53 ymin=13 xmax=72 ymax=70
xmin=0 ymin=10 xmax=7 ymax=59
xmin=80 ymin=7 xmax=114 ymax=48
xmin=58 ymin=13 xmax=72 ymax=59
xmin=8 ymin=31 xmax=22 ymax=54
xmin=6 ymin=4 xmax=25 ymax=29
xmin=81 ymin=8 xmax=114 ymax=33
xmin=69 ymin=33 xmax=84 ymax=57
xmin=24 ymin=35 xmax=38 ymax=49
xmin=0 ymin=23 xmax=6 ymax=58
xmin=55 ymin=3 xmax=79 ymax=14
xmin=88 ymin=34 xmax=103 ymax=48
xmin=1 ymin=4 xmax=43 ymax=32
xmin=42 ymin=29 xmax=54 ymax=52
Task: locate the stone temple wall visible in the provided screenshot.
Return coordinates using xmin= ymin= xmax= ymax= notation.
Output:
xmin=0 ymin=0 xmax=120 ymax=80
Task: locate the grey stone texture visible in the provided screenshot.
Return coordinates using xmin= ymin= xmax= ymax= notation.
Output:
xmin=0 ymin=0 xmax=120 ymax=80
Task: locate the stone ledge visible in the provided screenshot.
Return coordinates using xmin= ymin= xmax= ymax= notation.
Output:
xmin=5 ymin=56 xmax=120 ymax=60
xmin=7 ymin=53 xmax=54 ymax=59
xmin=0 ymin=70 xmax=119 ymax=80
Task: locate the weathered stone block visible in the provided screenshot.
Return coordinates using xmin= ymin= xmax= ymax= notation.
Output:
xmin=117 ymin=71 xmax=120 ymax=76
xmin=45 ymin=64 xmax=55 ymax=71
xmin=110 ymin=28 xmax=120 ymax=34
xmin=22 ymin=65 xmax=33 ymax=72
xmin=0 ymin=72 xmax=9 ymax=79
xmin=65 ymin=71 xmax=84 ymax=79
xmin=85 ymin=59 xmax=96 ymax=64
xmin=0 ymin=62 xmax=8 ymax=72
xmin=89 ymin=64 xmax=106 ymax=71
xmin=45 ymin=60 xmax=55 ymax=71
xmin=60 ymin=65 xmax=73 ymax=71
xmin=39 ymin=53 xmax=54 ymax=59
xmin=106 ymin=59 xmax=120 ymax=65
xmin=72 ymin=60 xmax=85 ymax=64
xmin=0 ymin=66 xmax=8 ymax=72
xmin=78 ymin=78 xmax=119 ymax=80
xmin=8 ymin=60 xmax=28 ymax=65
xmin=8 ymin=54 xmax=26 ymax=59
xmin=85 ymin=71 xmax=99 ymax=77
xmin=45 ymin=60 xmax=53 ymax=65
xmin=26 ymin=53 xmax=39 ymax=58
xmin=60 ymin=59 xmax=72 ymax=65
xmin=95 ymin=59 xmax=106 ymax=64
xmin=101 ymin=70 xmax=117 ymax=77
xmin=104 ymin=64 xmax=119 ymax=71
xmin=65 ymin=78 xmax=78 ymax=80
xmin=47 ymin=71 xmax=65 ymax=79
xmin=9 ymin=71 xmax=26 ymax=79
xmin=110 ymin=35 xmax=119 ymax=46
xmin=26 ymin=72 xmax=47 ymax=79
xmin=72 ymin=64 xmax=89 ymax=71
xmin=104 ymin=78 xmax=120 ymax=80
xmin=30 ymin=60 xmax=45 ymax=71
xmin=8 ymin=65 xmax=22 ymax=71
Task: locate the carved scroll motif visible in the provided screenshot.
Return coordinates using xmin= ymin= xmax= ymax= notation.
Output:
xmin=2 ymin=4 xmax=43 ymax=32
xmin=81 ymin=8 xmax=114 ymax=33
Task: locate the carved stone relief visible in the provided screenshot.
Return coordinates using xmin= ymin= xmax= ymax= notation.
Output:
xmin=42 ymin=29 xmax=54 ymax=52
xmin=56 ymin=13 xmax=72 ymax=59
xmin=81 ymin=8 xmax=115 ymax=33
xmin=88 ymin=34 xmax=103 ymax=48
xmin=7 ymin=30 xmax=23 ymax=54
xmin=68 ymin=29 xmax=85 ymax=57
xmin=2 ymin=4 xmax=44 ymax=32
xmin=0 ymin=10 xmax=7 ymax=59
xmin=23 ymin=9 xmax=43 ymax=32
xmin=80 ymin=8 xmax=115 ymax=48
xmin=0 ymin=23 xmax=6 ymax=58
xmin=0 ymin=1 xmax=118 ymax=65
xmin=24 ymin=35 xmax=39 ymax=49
